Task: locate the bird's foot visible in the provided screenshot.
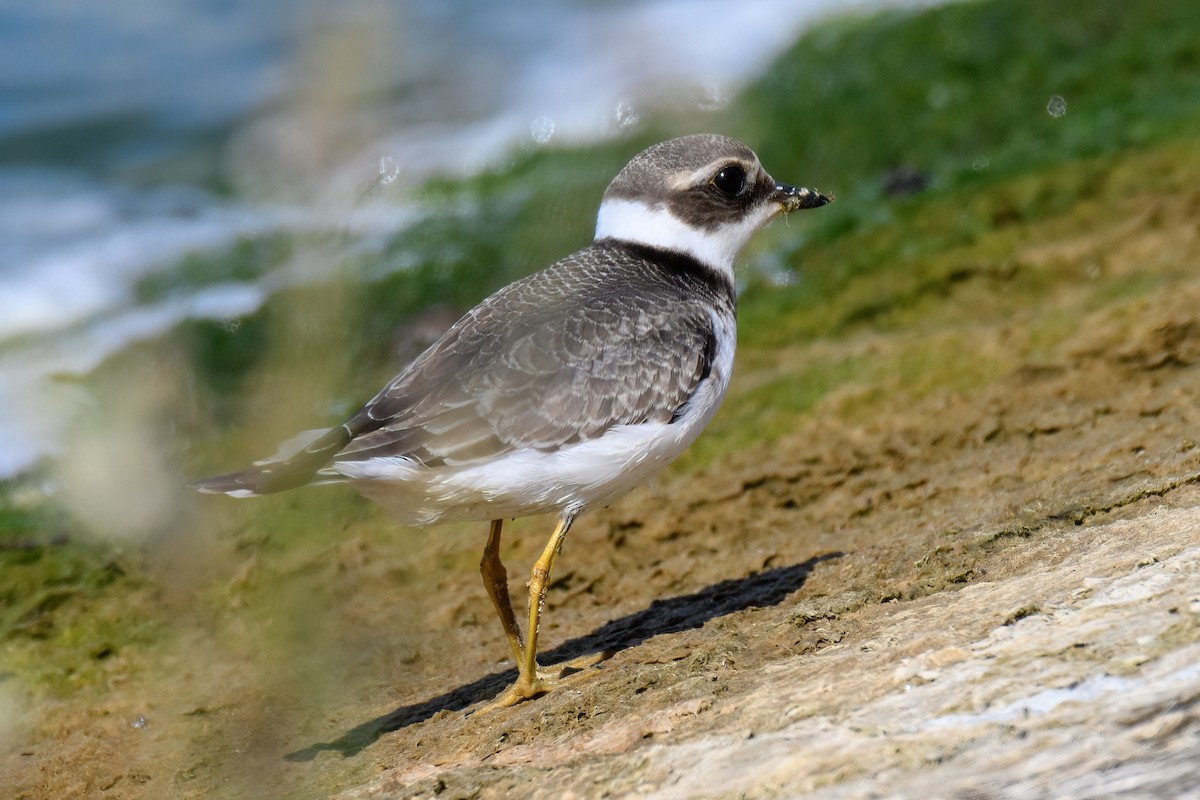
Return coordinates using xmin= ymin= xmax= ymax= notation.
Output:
xmin=472 ymin=652 xmax=609 ymax=715
xmin=473 ymin=673 xmax=552 ymax=715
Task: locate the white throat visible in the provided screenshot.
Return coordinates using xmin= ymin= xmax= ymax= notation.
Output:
xmin=594 ymin=198 xmax=778 ymax=277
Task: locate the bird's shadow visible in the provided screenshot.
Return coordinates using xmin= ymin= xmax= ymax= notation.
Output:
xmin=285 ymin=552 xmax=841 ymax=762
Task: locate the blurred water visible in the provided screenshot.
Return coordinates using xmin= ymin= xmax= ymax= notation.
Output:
xmin=0 ymin=0 xmax=915 ymax=478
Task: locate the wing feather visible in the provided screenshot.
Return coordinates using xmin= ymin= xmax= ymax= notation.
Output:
xmin=336 ymin=245 xmax=728 ymax=469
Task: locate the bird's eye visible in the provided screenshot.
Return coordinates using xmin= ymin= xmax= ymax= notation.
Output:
xmin=711 ymin=165 xmax=746 ymax=197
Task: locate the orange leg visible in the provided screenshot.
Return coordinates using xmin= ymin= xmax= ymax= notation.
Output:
xmin=479 ymin=519 xmax=525 ymax=667
xmin=476 ymin=511 xmax=577 ymax=712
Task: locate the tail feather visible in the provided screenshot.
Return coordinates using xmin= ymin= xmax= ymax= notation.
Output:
xmin=192 ymin=425 xmax=352 ymax=497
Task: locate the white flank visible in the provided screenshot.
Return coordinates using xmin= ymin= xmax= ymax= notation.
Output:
xmin=594 ymin=198 xmax=780 ymax=277
xmin=336 ymin=308 xmax=737 ymax=528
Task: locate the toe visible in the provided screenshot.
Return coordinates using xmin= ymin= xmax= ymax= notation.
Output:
xmin=472 ymin=676 xmax=550 ymax=715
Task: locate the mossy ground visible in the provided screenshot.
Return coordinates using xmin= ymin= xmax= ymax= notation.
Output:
xmin=3 ymin=1 xmax=1200 ymax=797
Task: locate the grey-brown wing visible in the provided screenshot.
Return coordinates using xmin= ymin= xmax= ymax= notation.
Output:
xmin=335 ymin=276 xmax=718 ymax=468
